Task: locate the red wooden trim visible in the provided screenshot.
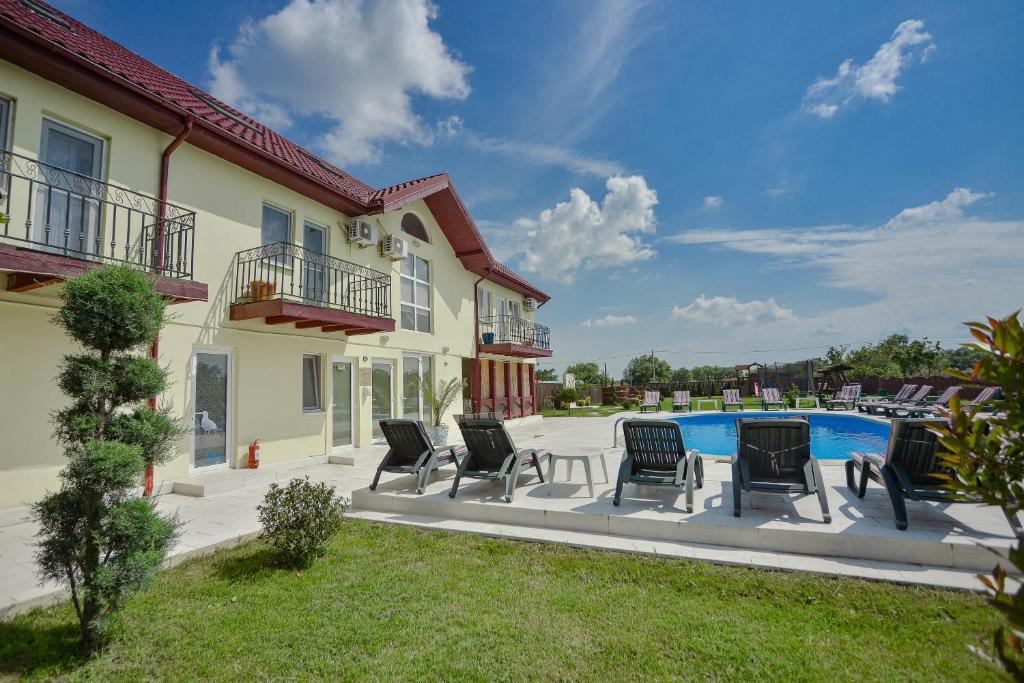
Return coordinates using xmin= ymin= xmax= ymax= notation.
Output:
xmin=528 ymin=365 xmax=536 ymax=416
xmin=470 ymin=358 xmax=482 ymax=413
xmin=229 ymin=299 xmax=395 ymax=333
xmin=488 ymin=360 xmax=497 ymax=408
xmin=0 ymin=244 xmax=208 ymax=301
xmin=478 ymin=342 xmax=553 ymax=358
xmin=6 ymin=273 xmax=61 ymax=292
xmin=503 ymin=361 xmax=512 ymax=420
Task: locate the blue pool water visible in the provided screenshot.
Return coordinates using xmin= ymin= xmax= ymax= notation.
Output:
xmin=671 ymin=411 xmax=890 ymax=460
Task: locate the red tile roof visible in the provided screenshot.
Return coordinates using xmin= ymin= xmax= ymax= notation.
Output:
xmin=0 ymin=0 xmax=548 ymax=303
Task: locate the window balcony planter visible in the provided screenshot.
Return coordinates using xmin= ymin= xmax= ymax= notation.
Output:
xmin=0 ymin=149 xmax=206 ymax=302
xmin=230 ymin=242 xmax=395 ymax=335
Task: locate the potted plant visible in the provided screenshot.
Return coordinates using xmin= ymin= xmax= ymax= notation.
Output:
xmin=413 ymin=375 xmax=465 ymax=445
xmin=481 ymin=331 xmax=495 ymax=344
xmin=248 ymin=279 xmax=276 ymax=301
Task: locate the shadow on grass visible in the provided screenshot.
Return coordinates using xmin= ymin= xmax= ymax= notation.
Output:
xmin=0 ymin=618 xmax=87 ymax=676
xmin=210 ymin=544 xmax=294 ymax=583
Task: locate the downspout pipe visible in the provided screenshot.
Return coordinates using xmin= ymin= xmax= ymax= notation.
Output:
xmin=145 ymin=117 xmax=193 ymax=496
xmin=471 ymin=267 xmax=491 ymax=413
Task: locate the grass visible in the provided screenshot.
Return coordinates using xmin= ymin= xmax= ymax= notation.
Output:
xmin=541 ymin=394 xmax=788 ymax=417
xmin=0 ymin=519 xmax=1006 ymax=681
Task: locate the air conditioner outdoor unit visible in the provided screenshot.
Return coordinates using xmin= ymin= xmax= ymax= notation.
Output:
xmin=346 ymin=219 xmax=377 ymax=247
xmin=381 ymin=234 xmax=409 ymax=261
xmin=523 ymin=297 xmax=538 ymax=312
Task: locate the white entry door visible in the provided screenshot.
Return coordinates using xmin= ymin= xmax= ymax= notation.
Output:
xmin=191 ymin=348 xmax=233 ymax=469
xmin=331 ymin=357 xmax=355 ymax=451
xmin=371 ymin=360 xmax=394 ymax=441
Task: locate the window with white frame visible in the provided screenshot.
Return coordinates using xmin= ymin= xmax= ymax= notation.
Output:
xmin=402 ymin=354 xmax=431 ymax=420
xmin=261 ymin=203 xmax=291 ymax=246
xmin=0 ymin=97 xmax=11 ymax=150
xmin=400 ymin=253 xmax=431 ymax=333
xmin=302 ymin=354 xmax=322 ymax=412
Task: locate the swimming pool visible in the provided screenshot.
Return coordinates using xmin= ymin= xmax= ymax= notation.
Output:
xmin=670 ymin=411 xmax=890 ymax=460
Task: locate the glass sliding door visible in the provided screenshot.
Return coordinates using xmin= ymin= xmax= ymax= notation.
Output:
xmin=35 ymin=119 xmax=104 ymax=256
xmin=302 ymin=221 xmax=327 ymax=302
xmin=402 ymin=355 xmax=431 ymax=421
xmin=371 ymin=361 xmax=393 ymax=440
xmin=192 ymin=349 xmax=231 ymax=469
xmin=331 ymin=358 xmax=354 ymax=450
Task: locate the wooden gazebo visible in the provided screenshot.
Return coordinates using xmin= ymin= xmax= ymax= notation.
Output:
xmin=816 ymin=363 xmax=852 ymax=397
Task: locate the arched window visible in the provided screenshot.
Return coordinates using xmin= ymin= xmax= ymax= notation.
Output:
xmin=400 ymin=212 xmax=429 ymax=243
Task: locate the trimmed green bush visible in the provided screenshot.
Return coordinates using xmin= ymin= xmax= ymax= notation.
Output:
xmin=258 ymin=477 xmax=349 ymax=568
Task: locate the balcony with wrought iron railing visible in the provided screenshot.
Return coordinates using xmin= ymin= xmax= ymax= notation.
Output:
xmin=230 ymin=242 xmax=395 ymax=335
xmin=479 ymin=314 xmax=552 ymax=357
xmin=0 ymin=149 xmax=205 ymax=301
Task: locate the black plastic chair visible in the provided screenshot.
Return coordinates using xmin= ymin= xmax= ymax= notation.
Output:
xmin=613 ymin=420 xmax=703 ymax=513
xmin=449 ymin=419 xmax=548 ymax=502
xmin=370 ymin=419 xmax=465 ymax=494
xmin=732 ymin=417 xmax=831 ymax=523
xmin=846 ymin=418 xmax=1023 ymax=535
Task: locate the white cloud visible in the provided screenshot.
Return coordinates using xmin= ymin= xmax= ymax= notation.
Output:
xmin=436 ymin=115 xmax=463 ymax=139
xmin=462 ymin=132 xmax=624 ymax=177
xmin=703 ymin=195 xmax=723 ymax=209
xmin=516 ymin=175 xmax=659 ymax=284
xmin=208 ymin=0 xmax=470 ymax=166
xmin=671 ymin=295 xmax=795 ymax=327
xmin=762 ymin=187 xmax=794 ymax=199
xmin=582 ymin=314 xmax=637 ymax=328
xmin=665 ymin=188 xmax=1024 ymax=342
xmin=802 ymin=19 xmax=935 ymax=119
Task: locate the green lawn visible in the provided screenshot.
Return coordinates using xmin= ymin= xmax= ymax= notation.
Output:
xmin=0 ymin=519 xmax=1006 ymax=681
xmin=541 ymin=395 xmax=785 ymax=417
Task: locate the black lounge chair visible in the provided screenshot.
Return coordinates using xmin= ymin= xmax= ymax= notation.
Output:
xmin=864 ymin=384 xmax=931 ymax=415
xmin=857 ymin=384 xmax=917 ymax=413
xmin=917 ymin=386 xmax=1000 ymax=416
xmin=732 ymin=417 xmax=831 ymax=523
xmin=760 ymin=387 xmax=786 ymax=410
xmin=613 ymin=419 xmax=703 ymax=513
xmin=454 ymin=412 xmax=500 ymax=425
xmin=846 ymin=418 xmax=1023 ymax=535
xmin=826 ymin=384 xmax=861 ymax=411
xmin=449 ymin=418 xmax=549 ymax=502
xmin=371 ymin=419 xmax=466 ymax=494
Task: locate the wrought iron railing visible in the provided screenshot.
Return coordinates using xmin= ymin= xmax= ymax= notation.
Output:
xmin=233 ymin=242 xmax=392 ymax=319
xmin=479 ymin=314 xmax=551 ymax=350
xmin=0 ymin=149 xmax=197 ymax=278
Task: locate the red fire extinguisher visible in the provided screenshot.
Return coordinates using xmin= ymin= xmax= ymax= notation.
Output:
xmin=248 ymin=439 xmax=261 ymax=469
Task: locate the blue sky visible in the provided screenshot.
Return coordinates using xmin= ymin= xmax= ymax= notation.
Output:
xmin=55 ymin=0 xmax=1024 ymax=376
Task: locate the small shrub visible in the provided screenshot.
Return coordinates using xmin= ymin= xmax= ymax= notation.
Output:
xmin=784 ymin=384 xmax=801 ymax=408
xmin=553 ymin=387 xmax=578 ymax=409
xmin=257 ymin=477 xmax=348 ymax=568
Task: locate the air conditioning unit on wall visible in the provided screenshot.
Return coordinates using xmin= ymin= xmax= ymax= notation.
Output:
xmin=381 ymin=234 xmax=409 ymax=261
xmin=524 ymin=297 xmax=538 ymax=311
xmin=346 ymin=219 xmax=377 ymax=247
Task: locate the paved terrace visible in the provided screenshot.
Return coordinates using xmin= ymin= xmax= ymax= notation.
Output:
xmin=1 ymin=411 xmax=1017 ymax=617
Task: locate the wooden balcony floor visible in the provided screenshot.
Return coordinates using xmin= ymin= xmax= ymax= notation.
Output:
xmin=230 ymin=298 xmax=395 ymax=335
xmin=479 ymin=341 xmax=553 ymax=358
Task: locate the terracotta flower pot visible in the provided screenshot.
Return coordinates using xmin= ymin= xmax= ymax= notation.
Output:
xmin=248 ymin=280 xmax=276 ymax=302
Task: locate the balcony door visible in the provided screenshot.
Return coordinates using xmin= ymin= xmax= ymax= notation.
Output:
xmin=331 ymin=357 xmax=355 ymax=451
xmin=495 ymin=296 xmax=507 ymax=342
xmin=302 ymin=221 xmax=327 ymax=303
xmin=402 ymin=354 xmax=431 ymax=422
xmin=34 ymin=119 xmax=104 ymax=256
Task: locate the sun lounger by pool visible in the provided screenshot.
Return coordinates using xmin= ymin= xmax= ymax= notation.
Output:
xmin=732 ymin=417 xmax=830 ymax=523
xmin=640 ymin=390 xmax=661 ymax=413
xmin=722 ymin=389 xmax=743 ymax=412
xmin=613 ymin=419 xmax=703 ymax=513
xmin=760 ymin=387 xmax=785 ymax=410
xmin=857 ymin=384 xmax=917 ymax=413
xmin=826 ymin=384 xmax=861 ymax=410
xmin=449 ymin=418 xmax=548 ymax=503
xmin=371 ymin=419 xmax=465 ymax=494
xmin=672 ymin=390 xmax=692 ymax=412
xmin=846 ymin=418 xmax=1022 ymax=535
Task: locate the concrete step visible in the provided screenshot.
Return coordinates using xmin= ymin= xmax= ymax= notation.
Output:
xmin=171 ymin=456 xmax=329 ymax=497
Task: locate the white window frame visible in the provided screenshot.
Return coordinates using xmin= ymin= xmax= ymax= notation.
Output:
xmin=302 ymin=353 xmax=324 ymax=413
xmin=261 ymin=202 xmax=293 ymax=247
xmin=330 ymin=355 xmax=357 ymax=452
xmin=400 ymin=253 xmax=432 ymax=333
xmin=402 ymin=354 xmax=432 ymax=421
xmin=189 ymin=345 xmax=235 ymax=472
xmin=0 ymin=97 xmax=12 ymax=151
xmin=40 ymin=117 xmax=104 ymax=177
